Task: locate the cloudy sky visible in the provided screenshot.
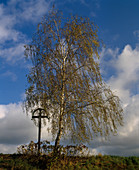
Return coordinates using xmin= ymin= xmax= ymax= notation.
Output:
xmin=0 ymin=0 xmax=139 ymax=156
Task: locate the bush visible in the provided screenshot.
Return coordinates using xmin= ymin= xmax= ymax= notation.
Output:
xmin=17 ymin=140 xmax=52 ymax=155
xmin=17 ymin=141 xmax=89 ymax=157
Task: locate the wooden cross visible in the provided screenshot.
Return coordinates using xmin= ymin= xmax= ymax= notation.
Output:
xmin=32 ymin=108 xmax=49 ymax=155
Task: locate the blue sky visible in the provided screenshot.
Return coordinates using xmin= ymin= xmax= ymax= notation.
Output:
xmin=0 ymin=0 xmax=139 ymax=156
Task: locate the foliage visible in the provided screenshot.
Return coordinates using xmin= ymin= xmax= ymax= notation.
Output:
xmin=24 ymin=8 xmax=123 ymax=151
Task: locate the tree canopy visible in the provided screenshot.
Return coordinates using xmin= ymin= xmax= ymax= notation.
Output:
xmin=24 ymin=9 xmax=123 ymax=151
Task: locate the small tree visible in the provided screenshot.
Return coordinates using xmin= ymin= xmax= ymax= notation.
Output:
xmin=24 ymin=9 xmax=123 ymax=153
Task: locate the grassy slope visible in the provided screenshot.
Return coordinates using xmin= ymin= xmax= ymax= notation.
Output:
xmin=0 ymin=154 xmax=139 ymax=169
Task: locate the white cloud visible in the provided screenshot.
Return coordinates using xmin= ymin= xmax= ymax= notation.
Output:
xmin=120 ymin=95 xmax=139 ymax=136
xmin=116 ymin=45 xmax=139 ymax=76
xmin=108 ymin=45 xmax=139 ymax=103
xmin=0 ymin=103 xmax=52 ymax=154
xmin=0 ymin=3 xmax=26 ymax=66
xmin=0 ymin=105 xmax=6 ymax=119
xmin=7 ymin=0 xmax=53 ymax=23
xmin=0 ymin=144 xmax=17 ymax=154
xmin=0 ymin=0 xmax=53 ymax=65
xmin=20 ymin=0 xmax=53 ymax=22
xmin=1 ymin=71 xmax=17 ymax=81
xmin=0 ymin=4 xmax=17 ymax=43
xmin=93 ymin=44 xmax=139 ymax=156
xmin=0 ymin=43 xmax=25 ymax=64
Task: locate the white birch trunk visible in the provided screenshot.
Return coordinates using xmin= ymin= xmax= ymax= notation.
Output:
xmin=54 ymin=48 xmax=66 ymax=152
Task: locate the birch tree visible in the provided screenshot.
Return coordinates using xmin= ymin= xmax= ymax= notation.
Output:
xmin=24 ymin=9 xmax=123 ymax=153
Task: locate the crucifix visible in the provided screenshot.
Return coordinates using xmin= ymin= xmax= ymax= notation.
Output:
xmin=32 ymin=108 xmax=49 ymax=155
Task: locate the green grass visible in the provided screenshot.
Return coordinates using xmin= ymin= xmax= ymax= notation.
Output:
xmin=0 ymin=154 xmax=139 ymax=169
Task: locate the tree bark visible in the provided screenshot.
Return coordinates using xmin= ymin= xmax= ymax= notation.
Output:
xmin=54 ymin=55 xmax=66 ymax=154
xmin=54 ymin=115 xmax=63 ymax=153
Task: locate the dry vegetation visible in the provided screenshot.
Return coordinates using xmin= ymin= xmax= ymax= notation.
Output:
xmin=0 ymin=153 xmax=139 ymax=169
